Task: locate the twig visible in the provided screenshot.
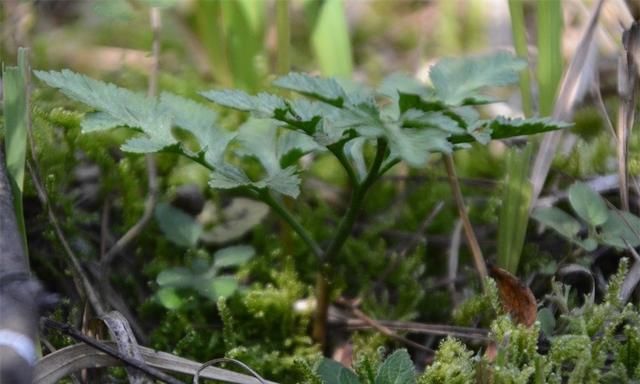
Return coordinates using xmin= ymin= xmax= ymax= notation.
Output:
xmin=335 ymin=298 xmax=434 ymax=354
xmin=443 ymin=155 xmax=488 ymax=288
xmin=448 ymin=220 xmax=463 ymax=305
xmin=26 ymin=160 xmax=106 ymax=316
xmin=102 ymin=7 xmax=162 ymax=266
xmin=342 ymin=319 xmax=490 ymax=341
xmin=194 ymin=358 xmax=266 ymax=384
xmin=42 ymin=318 xmax=184 ymax=384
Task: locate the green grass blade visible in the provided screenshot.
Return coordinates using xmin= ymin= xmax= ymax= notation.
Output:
xmin=496 ymin=0 xmax=536 ymax=273
xmin=305 ymin=0 xmax=353 ymax=77
xmin=497 ymin=145 xmax=533 ymax=273
xmin=537 ymin=0 xmax=563 ymax=116
xmin=2 ymin=47 xmax=29 ymax=265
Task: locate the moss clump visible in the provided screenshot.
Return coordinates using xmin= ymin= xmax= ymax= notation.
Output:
xmin=419 ymin=337 xmax=476 ymax=384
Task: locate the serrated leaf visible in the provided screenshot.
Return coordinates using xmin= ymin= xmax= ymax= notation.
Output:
xmin=375 ymin=349 xmax=415 ymax=384
xmin=532 ymin=207 xmax=581 ymax=240
xmin=34 ymin=69 xmax=174 ymax=143
xmin=200 ymin=89 xmax=287 ymax=118
xmin=273 ymin=72 xmax=347 ymax=106
xmin=81 ymin=111 xmax=122 ymax=132
xmin=316 ymin=358 xmax=361 ymax=384
xmin=385 ymin=124 xmax=452 ymax=167
xmin=429 ymin=51 xmax=527 ymax=106
xmin=213 ymin=245 xmax=255 ymax=268
xmin=600 ymin=210 xmax=640 ymax=248
xmin=401 ymin=110 xmax=465 ymax=134
xmin=121 ymin=135 xmax=177 ymax=153
xmin=568 ymin=182 xmax=609 ymax=226
xmin=208 ymin=163 xmax=301 ymax=198
xmin=278 ymin=130 xmax=323 ymax=168
xmin=154 ymin=202 xmax=203 ymax=247
xmin=450 ymin=117 xmax=571 ymax=144
xmin=159 ymin=92 xmax=235 ymax=165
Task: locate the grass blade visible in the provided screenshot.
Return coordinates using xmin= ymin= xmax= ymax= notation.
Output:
xmin=2 ymin=47 xmax=29 ymax=263
xmin=530 ymin=0 xmax=604 ymax=208
xmin=305 ymin=0 xmax=353 ymax=76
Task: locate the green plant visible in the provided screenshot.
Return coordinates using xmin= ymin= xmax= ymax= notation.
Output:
xmin=307 ymin=259 xmax=640 ymax=383
xmin=299 ymin=348 xmax=416 ymax=384
xmin=155 ymin=245 xmax=254 ymax=309
xmin=2 ymin=47 xmax=30 ymax=261
xmin=532 ymin=181 xmax=640 ymax=251
xmin=34 ymin=50 xmax=569 ymax=347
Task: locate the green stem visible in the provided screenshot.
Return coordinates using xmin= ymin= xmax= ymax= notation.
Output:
xmin=312 ymin=138 xmax=387 ymax=347
xmin=259 ymin=189 xmax=323 ymax=259
xmin=327 ymin=143 xmax=358 ymax=186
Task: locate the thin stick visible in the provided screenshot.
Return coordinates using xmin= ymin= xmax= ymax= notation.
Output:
xmin=444 ymin=155 xmax=488 ymax=288
xmin=26 ymin=159 xmax=106 ymax=315
xmin=336 ymin=298 xmax=434 ymax=354
xmin=102 ymin=7 xmax=161 ymax=266
xmin=42 ymin=318 xmax=184 ymax=384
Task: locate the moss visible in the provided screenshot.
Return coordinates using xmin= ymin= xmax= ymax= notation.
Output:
xmin=418 ymin=337 xmax=476 ymax=384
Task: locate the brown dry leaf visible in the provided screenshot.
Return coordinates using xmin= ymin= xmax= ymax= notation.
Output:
xmin=488 ymin=265 xmax=537 ymax=327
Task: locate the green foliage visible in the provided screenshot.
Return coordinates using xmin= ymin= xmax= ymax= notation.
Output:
xmin=418 ymin=338 xmax=475 ymax=384
xmin=216 ymin=262 xmax=319 ymax=381
xmin=155 ymin=245 xmax=254 ymax=309
xmin=154 ymin=202 xmax=202 ymax=248
xmin=532 ymin=182 xmax=640 ymax=251
xmin=314 ymin=349 xmax=415 ymax=384
xmin=424 ymin=260 xmax=640 ymax=384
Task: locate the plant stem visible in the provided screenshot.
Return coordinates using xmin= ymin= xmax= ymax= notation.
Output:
xmin=444 ymin=154 xmax=488 ymax=289
xmin=259 ymin=189 xmax=323 ymax=260
xmin=312 ymin=139 xmax=387 ymax=347
xmin=327 ymin=143 xmax=358 ymax=185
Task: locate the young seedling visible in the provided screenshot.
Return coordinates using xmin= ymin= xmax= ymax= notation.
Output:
xmin=35 ymin=50 xmax=569 ymax=347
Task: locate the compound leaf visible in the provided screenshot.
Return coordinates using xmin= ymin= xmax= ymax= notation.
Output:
xmin=274 ymin=72 xmax=347 ymax=107
xmin=201 ymin=89 xmax=287 ymax=118
xmin=429 ymin=51 xmax=527 ymax=106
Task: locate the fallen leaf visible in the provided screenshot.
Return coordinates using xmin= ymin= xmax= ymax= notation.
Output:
xmin=488 ymin=264 xmax=537 ymax=327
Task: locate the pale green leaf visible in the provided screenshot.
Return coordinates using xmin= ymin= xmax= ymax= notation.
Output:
xmin=159 ymin=92 xmax=235 ymax=165
xmin=274 ymin=72 xmax=346 ymax=106
xmin=156 ymin=288 xmax=184 ymax=310
xmin=600 ymin=210 xmax=640 ymax=248
xmin=375 ymin=349 xmax=415 ymax=384
xmin=156 ymin=268 xmax=194 ymax=288
xmin=200 ymin=89 xmax=287 ymax=118
xmin=532 ymin=207 xmax=581 ymax=240
xmin=344 ymin=137 xmax=368 ymax=182
xmin=385 ymin=124 xmax=452 ymax=167
xmin=401 ymin=109 xmax=465 ymax=134
xmin=213 ymin=245 xmax=255 ymax=268
xmin=34 ymin=69 xmax=173 ymax=141
xmin=316 ymin=358 xmax=361 ymax=384
xmin=429 ymin=51 xmax=527 ymax=106
xmin=81 ymin=111 xmax=122 ymax=132
xmin=208 ymin=276 xmax=239 ymax=300
xmin=154 ymin=202 xmax=202 ymax=247
xmin=568 ymin=182 xmax=609 ymax=226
